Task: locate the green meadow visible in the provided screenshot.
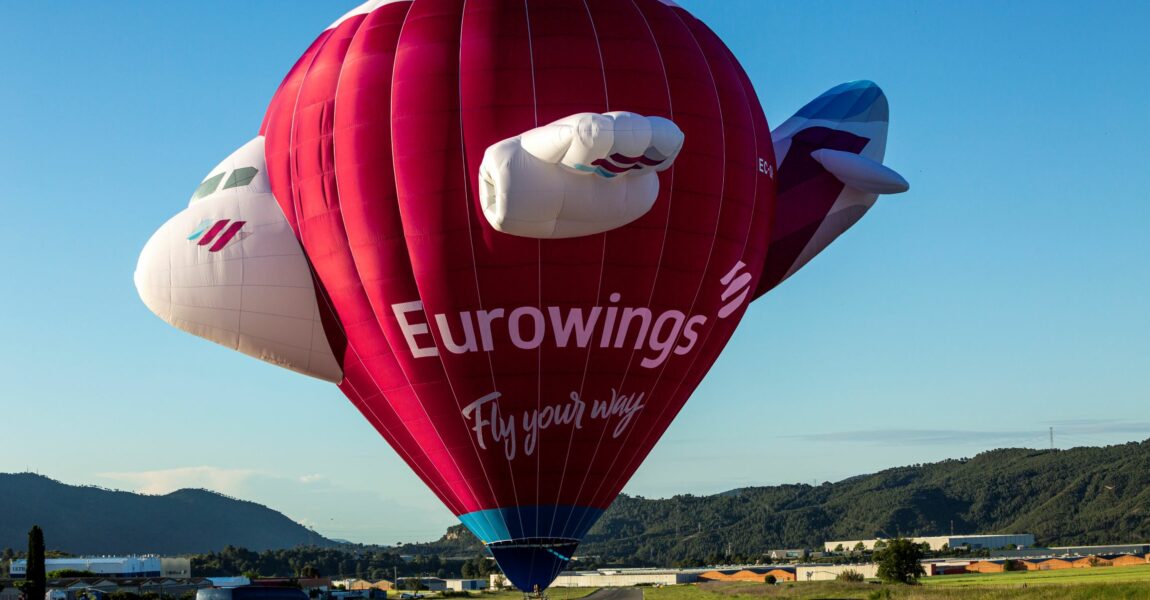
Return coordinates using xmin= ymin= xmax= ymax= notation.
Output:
xmin=920 ymin=564 xmax=1150 ymax=587
xmin=639 ymin=570 xmax=1150 ymax=600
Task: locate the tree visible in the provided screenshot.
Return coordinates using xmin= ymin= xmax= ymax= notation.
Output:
xmin=853 ymin=542 xmax=866 ymax=553
xmin=461 ymin=555 xmax=494 ymax=579
xmin=874 ymin=538 xmax=925 ymax=584
xmin=764 ymin=575 xmax=776 ymax=584
xmin=48 ymin=570 xmax=96 ymax=578
xmin=833 ymin=544 xmax=844 ymax=553
xmin=25 ymin=526 xmax=47 ymax=600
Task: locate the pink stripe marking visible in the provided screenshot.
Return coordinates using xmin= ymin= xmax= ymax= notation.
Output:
xmin=209 ymin=220 xmax=246 ymax=252
xmin=609 ymin=152 xmax=663 ymax=166
xmin=589 ymin=158 xmax=643 ymax=173
xmin=196 ymin=220 xmax=230 ymax=246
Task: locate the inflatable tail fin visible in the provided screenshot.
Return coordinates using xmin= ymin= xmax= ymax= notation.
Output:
xmin=753 ymin=80 xmax=908 ymax=298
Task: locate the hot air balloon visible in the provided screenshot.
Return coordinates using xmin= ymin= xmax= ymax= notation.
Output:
xmin=136 ymin=0 xmax=908 ymax=592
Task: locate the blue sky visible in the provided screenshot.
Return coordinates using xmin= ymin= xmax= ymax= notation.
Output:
xmin=1 ymin=1 xmax=1148 ymax=545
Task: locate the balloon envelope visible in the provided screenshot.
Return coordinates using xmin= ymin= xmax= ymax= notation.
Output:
xmin=261 ymin=0 xmax=775 ymax=590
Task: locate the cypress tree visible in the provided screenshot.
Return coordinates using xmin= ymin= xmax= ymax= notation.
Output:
xmin=26 ymin=526 xmax=46 ymax=600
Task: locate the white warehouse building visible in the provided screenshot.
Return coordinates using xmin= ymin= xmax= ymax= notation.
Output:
xmin=9 ymin=556 xmax=191 ymax=579
xmin=493 ymin=569 xmax=699 ymax=589
xmin=824 ymin=533 xmax=1036 ymax=552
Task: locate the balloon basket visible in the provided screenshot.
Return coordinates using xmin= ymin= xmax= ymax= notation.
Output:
xmin=522 ymin=588 xmax=548 ymax=600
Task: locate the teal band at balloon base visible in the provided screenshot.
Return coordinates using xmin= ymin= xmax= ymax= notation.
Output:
xmin=458 ymin=504 xmax=604 ymax=544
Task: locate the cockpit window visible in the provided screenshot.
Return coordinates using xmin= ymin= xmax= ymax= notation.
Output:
xmin=192 ymin=172 xmax=226 ymax=201
xmin=224 ymin=167 xmax=260 ymax=190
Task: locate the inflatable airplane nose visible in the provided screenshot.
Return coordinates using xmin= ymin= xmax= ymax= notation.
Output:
xmin=135 ymin=137 xmax=343 ymax=383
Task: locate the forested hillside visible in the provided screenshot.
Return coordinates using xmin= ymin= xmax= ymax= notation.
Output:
xmin=4 ymin=441 xmax=1147 ymax=568
xmin=407 ymin=441 xmax=1150 ymax=565
xmin=0 ymin=473 xmax=332 ymax=554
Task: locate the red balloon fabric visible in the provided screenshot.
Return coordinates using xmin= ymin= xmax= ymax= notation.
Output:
xmin=261 ymin=0 xmax=775 ymax=589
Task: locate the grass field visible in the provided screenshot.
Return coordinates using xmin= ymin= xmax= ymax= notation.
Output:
xmin=920 ymin=564 xmax=1150 ymax=587
xmin=641 ymin=573 xmax=1150 ymax=600
xmin=480 ymin=588 xmax=600 ymax=600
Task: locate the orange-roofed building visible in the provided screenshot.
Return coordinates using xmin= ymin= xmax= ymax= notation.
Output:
xmin=1036 ymin=558 xmax=1075 ymax=570
xmin=698 ymin=568 xmax=795 ymax=583
xmin=1072 ymin=555 xmax=1112 ymax=568
xmin=763 ymin=569 xmax=796 ymax=582
xmin=1017 ymin=559 xmax=1045 ymax=571
xmin=1111 ymin=554 xmax=1149 ymax=567
xmin=966 ymin=560 xmax=1009 ymax=573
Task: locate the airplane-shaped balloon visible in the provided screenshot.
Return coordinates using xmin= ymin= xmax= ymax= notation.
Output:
xmin=136 ymin=0 xmax=908 ymax=592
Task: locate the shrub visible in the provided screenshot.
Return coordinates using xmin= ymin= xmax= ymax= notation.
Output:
xmin=837 ymin=569 xmax=865 ymax=582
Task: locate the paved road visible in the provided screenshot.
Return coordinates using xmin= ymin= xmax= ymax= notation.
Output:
xmin=579 ymin=588 xmax=643 ymax=600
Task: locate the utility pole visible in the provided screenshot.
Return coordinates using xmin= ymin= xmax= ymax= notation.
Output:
xmin=1050 ymin=427 xmax=1054 ymax=450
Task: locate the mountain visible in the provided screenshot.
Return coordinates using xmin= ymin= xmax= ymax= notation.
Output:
xmin=402 ymin=441 xmax=1150 ymax=564
xmin=0 ymin=473 xmax=333 ymax=554
xmin=6 ymin=441 xmax=1148 ymax=563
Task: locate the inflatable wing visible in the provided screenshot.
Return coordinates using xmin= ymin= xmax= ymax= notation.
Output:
xmin=479 ymin=111 xmax=684 ymax=239
xmin=754 ymin=80 xmax=909 ymax=298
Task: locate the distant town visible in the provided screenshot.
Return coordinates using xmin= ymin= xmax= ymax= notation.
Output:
xmin=4 ymin=532 xmax=1150 ymax=600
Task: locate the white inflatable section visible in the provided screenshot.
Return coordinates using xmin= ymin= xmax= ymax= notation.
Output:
xmin=135 ymin=137 xmax=343 ymax=383
xmin=330 ymin=0 xmax=676 ymax=31
xmin=479 ymin=112 xmax=684 ymax=239
xmin=811 ymin=149 xmax=909 ymax=195
xmin=327 ymin=0 xmax=410 ymax=30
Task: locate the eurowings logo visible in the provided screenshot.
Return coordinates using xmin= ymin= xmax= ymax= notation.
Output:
xmin=391 ymin=259 xmax=754 ymax=369
xmin=718 ymin=261 xmax=752 ymax=319
xmin=188 ymin=219 xmax=248 ymax=252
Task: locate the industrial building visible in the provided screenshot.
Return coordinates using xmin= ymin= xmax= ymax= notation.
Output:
xmin=9 ymin=557 xmax=191 ymax=579
xmin=332 ymin=579 xmax=393 ymax=592
xmin=443 ymin=579 xmax=488 ymax=591
xmin=795 ymin=564 xmax=879 ymax=581
xmin=1050 ymin=543 xmax=1150 ymax=556
xmin=824 ymin=533 xmax=1035 ymax=552
xmin=34 ymin=576 xmax=211 ymax=600
xmin=512 ymin=568 xmax=701 ymax=588
xmin=395 ymin=577 xmax=446 ymax=592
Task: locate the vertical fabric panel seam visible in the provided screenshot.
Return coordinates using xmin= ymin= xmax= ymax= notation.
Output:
xmin=573 ymin=1 xmax=728 ymax=525
xmin=324 ymin=8 xmax=466 ymax=514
